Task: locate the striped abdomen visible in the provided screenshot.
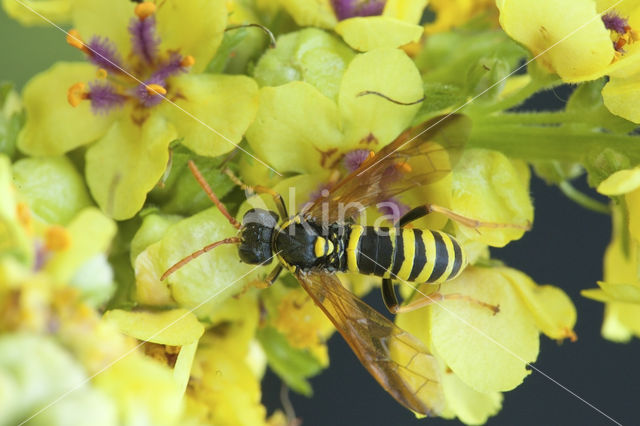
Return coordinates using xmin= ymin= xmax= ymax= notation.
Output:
xmin=345 ymin=225 xmax=467 ymax=283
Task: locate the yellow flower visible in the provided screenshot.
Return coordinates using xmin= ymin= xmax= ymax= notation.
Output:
xmin=397 ymin=265 xmax=576 ymax=424
xmin=184 ymin=298 xmax=273 ymax=425
xmin=280 ymin=0 xmax=428 ymax=51
xmin=425 ymin=0 xmax=498 ymax=34
xmin=496 ymin=0 xmax=640 ymax=122
xmin=581 ymin=168 xmax=640 ymax=341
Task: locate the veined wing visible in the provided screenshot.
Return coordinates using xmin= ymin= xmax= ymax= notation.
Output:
xmin=302 ymin=114 xmax=471 ymax=224
xmin=296 ymin=270 xmax=445 ymax=415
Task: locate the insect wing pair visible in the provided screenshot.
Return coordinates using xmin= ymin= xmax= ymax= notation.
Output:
xmin=289 ymin=114 xmax=471 ymax=415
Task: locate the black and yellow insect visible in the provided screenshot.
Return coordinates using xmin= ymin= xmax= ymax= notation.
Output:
xmin=162 ymin=114 xmax=521 ymax=415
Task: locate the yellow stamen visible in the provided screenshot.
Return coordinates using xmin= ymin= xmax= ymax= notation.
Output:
xmin=135 ymin=1 xmax=156 ymax=20
xmin=180 ymin=55 xmax=195 ymax=68
xmin=45 ymin=226 xmax=71 ymax=251
xmin=67 ymin=82 xmax=88 ymax=107
xmin=96 ymin=68 xmax=108 ymax=79
xmin=145 ymin=84 xmax=167 ymax=96
xmin=66 ymin=29 xmax=88 ymax=53
xmin=367 ymin=151 xmax=375 ymax=160
xmin=16 ymin=202 xmax=32 ymax=233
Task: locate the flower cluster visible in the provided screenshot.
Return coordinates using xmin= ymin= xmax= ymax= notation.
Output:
xmin=2 ymin=0 xmax=639 ymax=424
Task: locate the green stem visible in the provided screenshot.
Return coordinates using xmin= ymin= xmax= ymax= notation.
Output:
xmin=558 ymin=181 xmax=610 ymax=215
xmin=477 ymin=111 xmax=587 ymax=125
xmin=469 ymin=121 xmax=640 ymax=164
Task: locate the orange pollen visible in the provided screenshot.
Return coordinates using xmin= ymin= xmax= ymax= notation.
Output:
xmin=145 ymin=84 xmax=167 ymax=96
xmin=615 ymin=37 xmax=627 ymax=50
xmin=67 ymin=82 xmax=89 ymax=107
xmin=367 ymin=151 xmax=375 ymax=159
xmin=16 ymin=202 xmax=32 ymax=231
xmin=45 ymin=226 xmax=71 ymax=251
xmin=135 ymin=1 xmax=156 ymax=20
xmin=96 ymin=68 xmax=108 ymax=79
xmin=180 ymin=55 xmax=195 ymax=67
xmin=66 ymin=29 xmax=88 ymax=53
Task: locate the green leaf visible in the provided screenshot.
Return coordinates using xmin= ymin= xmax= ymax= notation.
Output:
xmin=206 ymin=27 xmax=249 ymax=74
xmin=412 ymin=82 xmax=465 ymax=124
xmin=147 ymin=144 xmax=236 ymax=216
xmin=416 ymin=29 xmax=526 ymax=95
xmin=566 ymin=80 xmax=638 ymax=134
xmin=257 ymin=326 xmax=325 ymax=396
xmin=584 ymin=148 xmax=632 ymax=188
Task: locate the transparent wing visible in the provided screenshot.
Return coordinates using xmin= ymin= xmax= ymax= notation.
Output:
xmin=296 ymin=270 xmax=445 ymax=415
xmin=302 ymin=114 xmax=471 ymax=224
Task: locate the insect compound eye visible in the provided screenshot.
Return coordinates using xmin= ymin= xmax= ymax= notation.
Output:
xmin=242 ymin=208 xmax=279 ymax=227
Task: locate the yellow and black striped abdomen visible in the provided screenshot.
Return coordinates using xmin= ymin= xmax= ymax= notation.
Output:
xmin=346 ymin=225 xmax=467 ymax=283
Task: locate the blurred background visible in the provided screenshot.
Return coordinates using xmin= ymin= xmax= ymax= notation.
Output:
xmin=2 ymin=6 xmax=638 ymax=426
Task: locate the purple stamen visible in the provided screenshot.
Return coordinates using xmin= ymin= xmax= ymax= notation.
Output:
xmin=331 ymin=0 xmax=385 ymax=21
xmin=602 ymin=12 xmax=628 ymax=34
xmin=33 ymin=240 xmax=49 ymax=271
xmin=134 ymin=76 xmax=165 ymax=108
xmin=344 ymin=149 xmax=371 ymax=172
xmin=129 ymin=16 xmax=160 ymax=64
xmin=87 ymin=36 xmax=123 ymax=72
xmin=378 ymin=197 xmax=410 ymax=223
xmin=88 ymin=81 xmax=126 ymax=114
xmin=308 ymin=183 xmax=332 ymax=204
xmin=152 ymin=52 xmax=187 ymax=81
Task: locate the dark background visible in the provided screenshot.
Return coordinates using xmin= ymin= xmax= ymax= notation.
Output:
xmin=2 ymin=8 xmax=638 ymax=426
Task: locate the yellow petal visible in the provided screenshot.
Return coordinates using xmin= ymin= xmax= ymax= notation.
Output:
xmin=602 ymin=74 xmax=640 ymax=124
xmin=44 ymin=207 xmax=117 ymax=283
xmin=597 ymin=167 xmax=640 ymax=195
xmin=134 ymin=243 xmax=175 ymax=306
xmin=2 ymin=0 xmax=73 ymax=25
xmin=451 ymin=149 xmax=533 ymax=247
xmin=104 ymin=308 xmax=204 ymax=346
xmin=156 ymin=0 xmax=227 ymax=73
xmin=497 ymin=0 xmax=614 ymax=81
xmin=503 ymin=268 xmax=577 ymax=341
xmin=173 ymin=341 xmax=198 ymax=396
xmin=383 ymin=0 xmax=429 ymax=23
xmin=18 ymin=62 xmax=114 ymax=156
xmin=166 ymin=74 xmax=258 ymax=158
xmin=94 ymin=355 xmax=183 ymax=425
xmin=601 ymin=303 xmax=640 ymax=342
xmin=339 ymin=48 xmax=423 ymax=147
xmin=279 ymin=0 xmax=337 ymax=29
xmin=441 ymin=367 xmax=503 ymax=425
xmin=85 ymin=113 xmax=176 ymax=220
xmin=246 ymin=82 xmax=343 ymax=174
xmin=335 ymin=17 xmax=423 ymax=51
xmin=430 ymin=266 xmax=539 ymax=393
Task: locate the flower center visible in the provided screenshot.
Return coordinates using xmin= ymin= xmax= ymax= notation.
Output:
xmin=331 ymin=0 xmax=386 ymax=21
xmin=65 ymin=1 xmax=195 ymax=115
xmin=602 ymin=12 xmax=639 ymax=62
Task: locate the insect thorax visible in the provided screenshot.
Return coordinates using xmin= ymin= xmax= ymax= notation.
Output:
xmin=274 ymin=217 xmax=349 ymax=273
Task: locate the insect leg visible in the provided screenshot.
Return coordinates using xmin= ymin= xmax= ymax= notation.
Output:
xmin=401 ymin=203 xmax=531 ymax=230
xmin=381 ymin=278 xmax=402 ymax=314
xmin=397 ymin=205 xmax=430 ymax=227
xmin=393 ymin=289 xmax=500 ymax=315
xmin=224 ymin=168 xmax=289 ymax=220
xmin=265 ymin=264 xmax=283 ymax=286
